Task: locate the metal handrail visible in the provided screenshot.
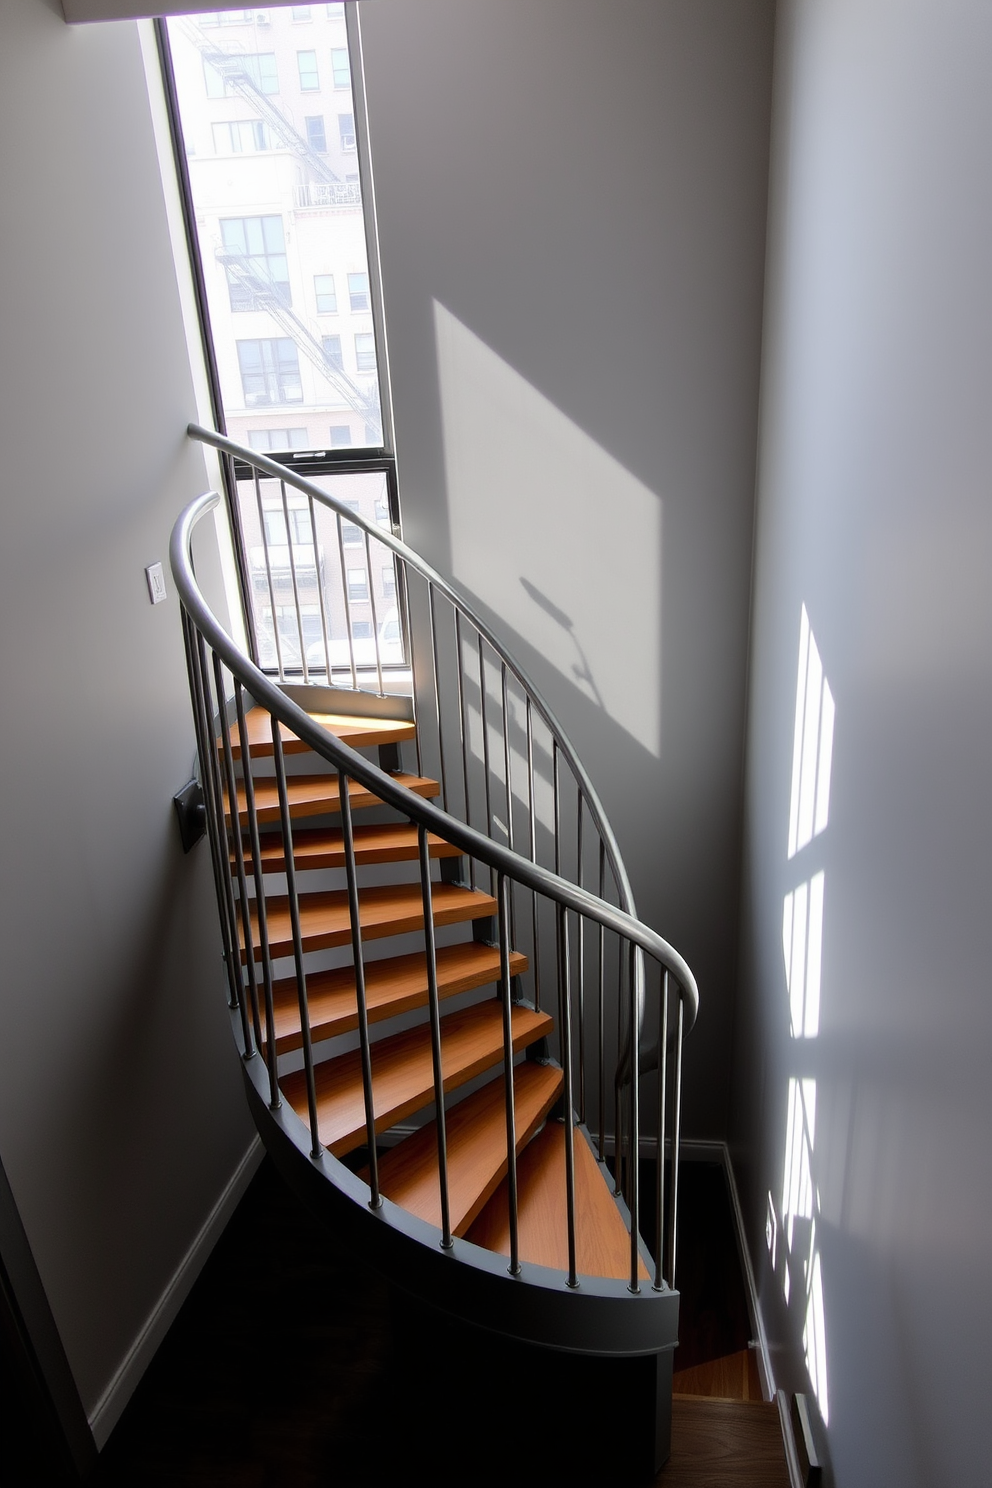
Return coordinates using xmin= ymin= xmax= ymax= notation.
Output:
xmin=187 ymin=422 xmax=636 ymax=918
xmin=172 ymin=488 xmax=698 ymax=1013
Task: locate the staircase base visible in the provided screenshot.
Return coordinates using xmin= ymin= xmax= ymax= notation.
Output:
xmin=390 ymin=1288 xmax=675 ymax=1480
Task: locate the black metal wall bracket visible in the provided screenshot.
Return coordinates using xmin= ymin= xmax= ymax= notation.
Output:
xmin=173 ymin=779 xmax=206 ymax=853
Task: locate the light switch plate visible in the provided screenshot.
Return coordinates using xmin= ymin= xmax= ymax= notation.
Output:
xmin=145 ymin=562 xmax=167 ymax=605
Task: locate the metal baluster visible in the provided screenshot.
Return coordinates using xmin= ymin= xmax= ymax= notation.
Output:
xmin=233 ymin=681 xmax=280 ymax=1110
xmin=478 ymin=634 xmax=494 ymax=895
xmin=418 ymin=825 xmax=452 ymax=1246
xmin=667 ymin=995 xmax=685 ymax=1289
xmin=270 ymin=717 xmax=321 ymax=1159
xmin=213 ymin=653 xmax=260 ymax=1056
xmin=399 ymin=561 xmax=422 ymax=777
xmin=654 ymin=968 xmax=669 ymax=1291
xmin=182 ymin=613 xmax=241 ymax=1015
xmin=339 ymin=768 xmax=380 ymax=1207
xmin=197 ymin=632 xmax=245 ymax=1016
xmin=628 ymin=942 xmax=641 ymax=1293
xmin=309 ymin=493 xmax=333 ymax=681
xmin=279 ymin=478 xmax=309 ymax=683
xmin=577 ymin=787 xmax=585 ymax=1125
xmin=427 ymin=584 xmax=448 ymax=812
xmin=336 ymin=512 xmax=359 ymax=691
xmin=497 ymin=873 xmax=520 ymax=1275
xmin=364 ymin=528 xmax=384 ymax=697
xmin=500 ymin=665 xmax=517 ymax=951
xmin=527 ymin=698 xmax=540 ymax=1011
xmin=552 ymin=740 xmax=561 ymax=878
xmin=454 ymin=611 xmax=475 ymax=891
xmin=254 ymin=470 xmax=283 ymax=679
xmin=557 ymin=903 xmax=578 ymax=1288
xmin=597 ymin=838 xmax=606 ymax=1161
xmin=614 ymin=929 xmax=624 ymax=1197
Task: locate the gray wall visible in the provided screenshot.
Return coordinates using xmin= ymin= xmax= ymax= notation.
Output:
xmin=359 ymin=0 xmax=776 ymax=1136
xmin=0 ymin=0 xmax=253 ymax=1438
xmin=732 ymin=1 xmax=992 ymax=1482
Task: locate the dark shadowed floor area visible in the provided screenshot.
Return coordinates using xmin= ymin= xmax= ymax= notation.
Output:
xmin=85 ymin=1155 xmax=785 ymax=1487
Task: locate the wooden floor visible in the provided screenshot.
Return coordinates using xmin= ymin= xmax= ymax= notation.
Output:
xmin=91 ymin=1158 xmax=788 ymax=1487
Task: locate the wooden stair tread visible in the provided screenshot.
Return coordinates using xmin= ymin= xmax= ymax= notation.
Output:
xmin=238 ymin=822 xmax=461 ymax=873
xmin=466 ymin=1120 xmax=649 ymax=1282
xmin=226 ymin=771 xmax=438 ymax=825
xmin=672 ymin=1348 xmax=764 ymax=1402
xmin=243 ymin=882 xmax=497 ymax=960
xmin=226 ymin=706 xmax=416 ymax=759
xmin=371 ymin=1061 xmax=563 ymax=1236
xmin=281 ymin=1000 xmax=553 ymax=1157
xmin=264 ymin=942 xmax=528 ymax=1053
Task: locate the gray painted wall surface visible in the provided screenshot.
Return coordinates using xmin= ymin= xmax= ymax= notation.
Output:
xmin=732 ymin=1 xmax=992 ymax=1482
xmin=359 ymin=0 xmax=775 ymax=1136
xmin=0 ymin=0 xmax=252 ymax=1428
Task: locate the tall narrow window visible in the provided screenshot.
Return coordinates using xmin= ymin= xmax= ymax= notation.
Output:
xmin=330 ymin=47 xmax=350 ymax=88
xmin=297 ymin=50 xmax=319 ymax=90
xmin=163 ymin=6 xmax=399 ymax=679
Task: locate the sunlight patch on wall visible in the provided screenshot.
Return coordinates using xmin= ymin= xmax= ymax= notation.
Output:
xmin=769 ymin=604 xmax=835 ymax=1427
xmin=434 ymin=301 xmax=663 ymax=757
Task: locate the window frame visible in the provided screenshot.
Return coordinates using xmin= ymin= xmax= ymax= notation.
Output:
xmin=155 ymin=5 xmax=399 ymax=675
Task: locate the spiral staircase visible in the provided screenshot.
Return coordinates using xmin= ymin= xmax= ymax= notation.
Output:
xmin=171 ymin=424 xmax=699 ymax=1477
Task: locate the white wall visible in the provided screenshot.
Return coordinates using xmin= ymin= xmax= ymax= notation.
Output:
xmin=732 ymin=2 xmax=992 ymax=1481
xmin=0 ymin=0 xmax=254 ymax=1441
xmin=358 ymin=0 xmax=776 ymax=1135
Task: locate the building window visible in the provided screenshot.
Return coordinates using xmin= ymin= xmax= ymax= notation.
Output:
xmin=321 ymin=334 xmax=343 ymax=370
xmin=330 ymin=424 xmax=352 ymax=446
xmin=212 ymin=120 xmax=272 ymax=154
xmin=298 ymin=50 xmax=319 ymax=90
xmin=326 ymin=3 xmax=344 ymax=16
xmin=205 ymin=53 xmax=279 ymax=97
xmin=355 ymin=333 xmax=376 ymax=372
xmin=374 ymin=500 xmax=391 ymax=530
xmin=348 ymin=271 xmax=369 ymax=312
xmin=237 ymin=339 xmax=303 ymax=406
xmin=381 ymin=564 xmax=396 ymax=598
xmin=351 ymin=620 xmax=373 ymax=640
xmin=314 ymin=274 xmax=337 ymax=314
xmin=341 ymin=500 xmax=362 ymax=544
xmin=364 ymin=422 xmax=380 ymax=446
xmin=348 ymin=568 xmax=369 ymax=601
xmin=338 ymin=112 xmax=356 ymax=151
xmin=221 ymin=216 xmax=291 ymax=309
xmin=248 ymin=428 xmax=309 ymax=452
xmin=291 ymin=5 xmax=312 ymax=18
xmin=331 ymin=47 xmax=351 ymax=89
xmin=264 ymin=507 xmax=314 ymax=546
xmin=305 ymin=115 xmax=326 ymax=153
xmin=201 ymin=9 xmax=254 ymax=25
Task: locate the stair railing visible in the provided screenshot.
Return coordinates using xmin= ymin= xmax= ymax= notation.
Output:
xmin=175 ymin=454 xmax=698 ymax=1291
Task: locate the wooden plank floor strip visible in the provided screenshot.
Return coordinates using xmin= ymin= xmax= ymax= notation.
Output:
xmin=238 ymin=821 xmax=461 ymax=873
xmin=662 ymin=1397 xmax=791 ymax=1486
xmin=225 ymin=706 xmax=417 ymax=760
xmin=466 ymin=1119 xmax=649 ymax=1282
xmin=371 ymin=1061 xmax=563 ymax=1236
xmin=263 ymin=942 xmax=528 ymax=1053
xmin=226 ymin=771 xmax=439 ymax=825
xmin=243 ymin=882 xmax=497 ymax=960
xmin=281 ymin=1001 xmax=553 ymax=1157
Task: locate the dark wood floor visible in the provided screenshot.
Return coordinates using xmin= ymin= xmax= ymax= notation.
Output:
xmin=87 ymin=1154 xmax=785 ymax=1487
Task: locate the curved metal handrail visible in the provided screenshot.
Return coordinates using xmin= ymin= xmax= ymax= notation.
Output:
xmin=187 ymin=422 xmax=636 ymax=918
xmin=172 ymin=488 xmax=698 ymax=1018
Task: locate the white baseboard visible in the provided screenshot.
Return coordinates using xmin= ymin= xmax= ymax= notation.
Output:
xmin=88 ymin=1136 xmax=263 ymax=1448
xmin=718 ymin=1143 xmax=775 ymax=1401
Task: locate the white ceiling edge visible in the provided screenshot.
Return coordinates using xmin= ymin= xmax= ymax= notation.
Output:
xmin=62 ymin=0 xmax=260 ymax=22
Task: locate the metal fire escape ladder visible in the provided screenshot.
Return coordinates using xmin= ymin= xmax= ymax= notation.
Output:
xmin=218 ymin=251 xmax=381 ymax=430
xmin=179 ymin=20 xmax=344 ymax=187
